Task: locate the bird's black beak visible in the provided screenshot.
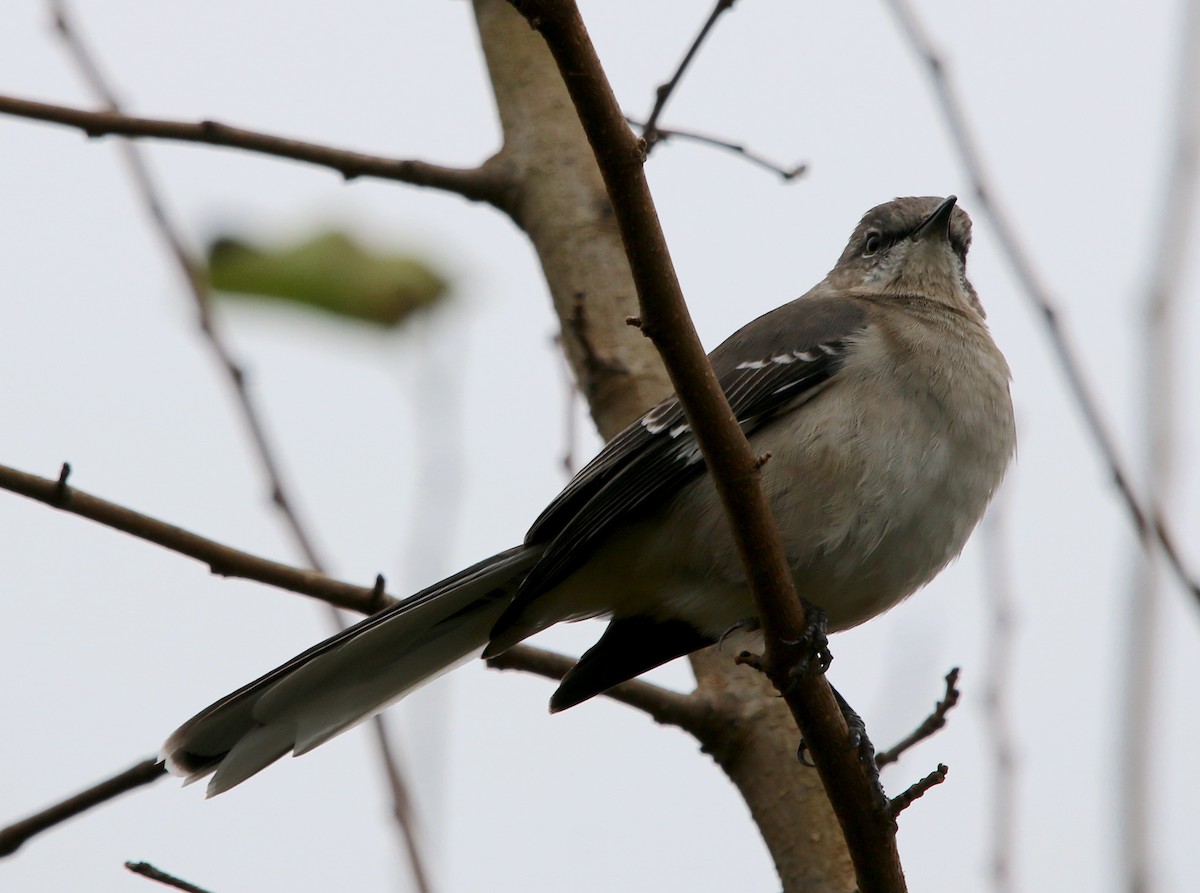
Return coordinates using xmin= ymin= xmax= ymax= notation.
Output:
xmin=911 ymin=195 xmax=957 ymax=242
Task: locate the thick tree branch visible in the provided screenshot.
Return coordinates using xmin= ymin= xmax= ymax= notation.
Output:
xmin=474 ymin=5 xmax=852 ymax=886
xmin=0 ymin=759 xmax=165 ymax=857
xmin=0 ymin=93 xmax=515 ymax=209
xmin=506 ymin=3 xmax=904 ymax=890
xmin=0 ymin=462 xmax=392 ymax=614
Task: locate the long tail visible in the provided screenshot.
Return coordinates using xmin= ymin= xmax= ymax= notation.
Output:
xmin=163 ymin=545 xmax=539 ymax=796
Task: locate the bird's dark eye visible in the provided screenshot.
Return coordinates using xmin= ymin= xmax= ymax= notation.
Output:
xmin=863 ymin=232 xmax=883 ymax=257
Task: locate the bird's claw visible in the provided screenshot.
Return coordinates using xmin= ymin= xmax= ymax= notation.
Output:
xmin=781 ymin=603 xmax=832 ymax=693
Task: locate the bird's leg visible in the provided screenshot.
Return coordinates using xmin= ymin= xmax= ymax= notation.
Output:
xmin=796 ymin=684 xmax=876 ymax=775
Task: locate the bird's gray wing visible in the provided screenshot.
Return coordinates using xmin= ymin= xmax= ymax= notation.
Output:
xmin=517 ymin=294 xmax=868 ymax=598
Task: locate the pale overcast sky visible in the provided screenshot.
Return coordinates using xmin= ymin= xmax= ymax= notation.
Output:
xmin=2 ymin=2 xmax=1199 ymax=891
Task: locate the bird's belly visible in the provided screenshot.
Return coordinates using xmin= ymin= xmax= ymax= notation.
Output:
xmin=542 ymin=354 xmax=1013 ymax=641
xmin=624 ymin=382 xmax=1009 ymax=635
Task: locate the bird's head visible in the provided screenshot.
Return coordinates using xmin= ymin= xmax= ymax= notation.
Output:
xmin=826 ymin=196 xmax=982 ymax=316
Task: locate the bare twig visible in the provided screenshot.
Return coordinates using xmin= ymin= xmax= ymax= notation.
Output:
xmin=875 ymin=669 xmax=961 ymax=769
xmin=627 ymin=116 xmax=807 ymax=181
xmin=488 ymin=644 xmax=714 ymax=735
xmin=888 ymin=764 xmax=949 ymax=819
xmin=0 ymin=93 xmax=513 ymax=209
xmin=0 ymin=462 xmax=391 ymax=614
xmin=642 ymin=0 xmax=737 ymax=148
xmin=508 ymin=2 xmax=904 ymax=890
xmin=980 ymin=490 xmax=1019 ymax=893
xmin=125 ymin=861 xmax=216 ymax=893
xmin=0 ymin=759 xmax=165 ymax=857
xmin=881 ymin=0 xmax=1200 ymax=609
xmin=0 ymin=461 xmax=711 ymax=850
xmin=366 ymin=720 xmax=435 ymax=893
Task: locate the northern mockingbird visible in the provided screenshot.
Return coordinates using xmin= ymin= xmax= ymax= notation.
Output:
xmin=165 ymin=195 xmax=1015 ymax=795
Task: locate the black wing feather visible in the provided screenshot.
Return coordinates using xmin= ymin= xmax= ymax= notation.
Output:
xmin=517 ymin=294 xmax=868 ymax=599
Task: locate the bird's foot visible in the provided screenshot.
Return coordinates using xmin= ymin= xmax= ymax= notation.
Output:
xmin=782 ymin=601 xmax=832 ymax=687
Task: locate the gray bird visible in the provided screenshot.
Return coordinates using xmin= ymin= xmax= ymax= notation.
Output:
xmin=164 ymin=195 xmax=1016 ymax=796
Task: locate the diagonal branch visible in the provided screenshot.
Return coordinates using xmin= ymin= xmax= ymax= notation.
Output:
xmin=627 ymin=116 xmax=807 ymax=181
xmin=487 ymin=644 xmax=714 ymax=736
xmin=881 ymin=0 xmax=1200 ymax=609
xmin=0 ymin=759 xmax=165 ymax=857
xmin=642 ymin=0 xmax=738 ymax=148
xmin=875 ymin=668 xmax=961 ymax=769
xmin=0 ymin=93 xmax=514 ymax=209
xmin=0 ymin=462 xmax=392 ymax=614
xmin=888 ymin=764 xmax=949 ymax=819
xmin=42 ymin=5 xmax=436 ymax=886
xmin=0 ymin=459 xmax=714 ymax=854
xmin=125 ymin=862 xmax=217 ymax=893
xmin=506 ymin=2 xmax=904 ymax=890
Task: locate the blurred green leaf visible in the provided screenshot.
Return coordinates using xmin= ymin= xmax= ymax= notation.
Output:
xmin=205 ymin=230 xmax=448 ymax=328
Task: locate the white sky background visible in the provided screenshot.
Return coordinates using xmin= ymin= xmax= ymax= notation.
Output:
xmin=1 ymin=1 xmax=1199 ymax=891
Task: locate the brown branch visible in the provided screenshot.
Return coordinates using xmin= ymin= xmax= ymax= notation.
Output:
xmin=506 ymin=3 xmax=904 ymax=890
xmin=0 ymin=462 xmax=392 ymax=614
xmin=875 ymin=669 xmax=961 ymax=769
xmin=882 ymin=0 xmax=1200 ymax=609
xmin=487 ymin=644 xmax=715 ymax=735
xmin=888 ymin=764 xmax=949 ymax=819
xmin=0 ymin=93 xmax=514 ymax=209
xmin=0 ymin=460 xmax=710 ymax=853
xmin=0 ymin=759 xmax=165 ymax=857
xmin=365 ymin=720 xmax=435 ymax=893
xmin=642 ymin=0 xmax=737 ymax=148
xmin=125 ymin=861 xmax=216 ymax=893
xmin=627 ymin=116 xmax=807 ymax=181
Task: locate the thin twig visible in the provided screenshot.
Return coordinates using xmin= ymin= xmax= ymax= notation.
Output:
xmin=44 ymin=8 xmax=437 ymax=886
xmin=0 ymin=93 xmax=513 ymax=209
xmin=0 ymin=462 xmax=703 ymax=851
xmin=509 ymin=3 xmax=904 ymax=890
xmin=627 ymin=116 xmax=807 ymax=181
xmin=125 ymin=861 xmax=216 ymax=893
xmin=0 ymin=462 xmax=391 ymax=614
xmin=888 ymin=764 xmax=949 ymax=819
xmin=642 ymin=0 xmax=737 ymax=148
xmin=875 ymin=669 xmax=961 ymax=769
xmin=881 ymin=0 xmax=1200 ymax=609
xmin=981 ymin=493 xmax=1019 ymax=893
xmin=0 ymin=759 xmax=165 ymax=857
xmin=488 ymin=644 xmax=713 ymax=735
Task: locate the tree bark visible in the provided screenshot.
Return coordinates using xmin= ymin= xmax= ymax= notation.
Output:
xmin=471 ymin=2 xmax=855 ymax=889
